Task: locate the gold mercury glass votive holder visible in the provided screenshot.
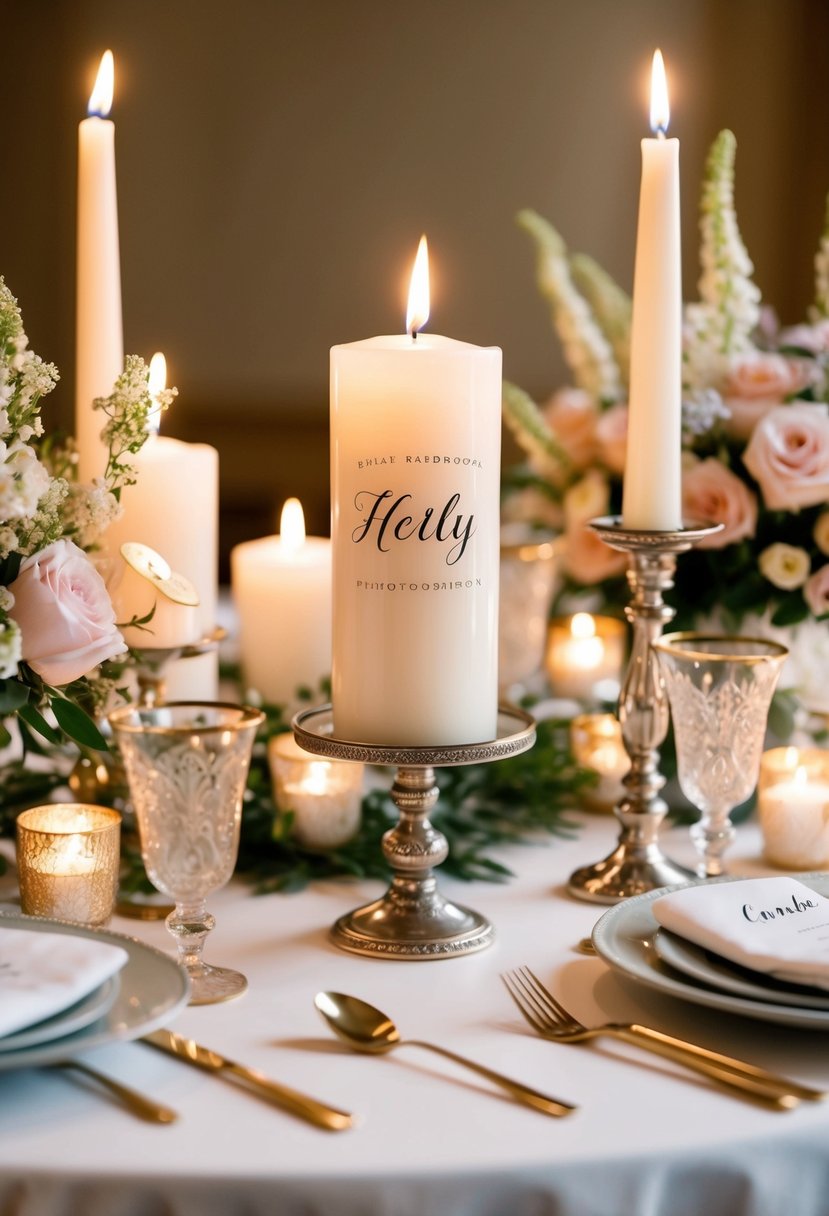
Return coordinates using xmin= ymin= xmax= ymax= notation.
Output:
xmin=16 ymin=804 xmax=121 ymax=926
xmin=545 ymin=613 xmax=626 ymax=703
xmin=498 ymin=526 xmax=559 ymax=691
xmin=570 ymin=713 xmax=630 ymax=813
xmin=757 ymin=746 xmax=829 ymax=870
xmin=268 ymin=733 xmax=364 ymax=850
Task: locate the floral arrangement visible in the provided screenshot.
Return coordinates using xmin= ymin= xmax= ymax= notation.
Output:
xmin=0 ymin=279 xmax=168 ymax=752
xmin=503 ymin=129 xmax=829 ymax=714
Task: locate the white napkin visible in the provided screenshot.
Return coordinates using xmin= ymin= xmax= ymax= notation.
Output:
xmin=0 ymin=925 xmax=128 ymax=1038
xmin=652 ymin=877 xmax=829 ymax=992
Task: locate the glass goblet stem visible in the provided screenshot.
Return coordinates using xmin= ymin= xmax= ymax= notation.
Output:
xmin=690 ymin=806 xmax=737 ymax=878
xmin=166 ymin=901 xmax=216 ymax=980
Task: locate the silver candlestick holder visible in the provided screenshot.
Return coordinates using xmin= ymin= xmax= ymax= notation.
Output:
xmin=568 ymin=515 xmax=722 ymax=904
xmin=293 ymin=703 xmax=536 ymax=959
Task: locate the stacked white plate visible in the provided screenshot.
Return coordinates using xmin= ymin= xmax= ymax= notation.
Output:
xmin=592 ymin=874 xmax=829 ymax=1030
xmin=0 ymin=913 xmax=189 ymax=1069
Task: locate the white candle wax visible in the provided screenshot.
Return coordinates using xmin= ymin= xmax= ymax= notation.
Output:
xmin=622 ymin=50 xmax=683 ymax=531
xmin=269 ymin=734 xmax=363 ymax=849
xmin=111 ymin=543 xmax=201 ymax=650
xmin=231 ymin=500 xmax=332 ymax=706
xmin=331 ymin=322 xmax=501 ymax=745
xmin=759 ymin=775 xmax=829 ymax=870
xmin=76 ymin=51 xmax=123 ymax=483
xmin=104 ymin=358 xmax=219 ymax=697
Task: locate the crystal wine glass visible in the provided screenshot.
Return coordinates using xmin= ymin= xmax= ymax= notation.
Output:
xmin=109 ymin=702 xmax=263 ymax=1004
xmin=652 ymin=634 xmax=787 ymax=878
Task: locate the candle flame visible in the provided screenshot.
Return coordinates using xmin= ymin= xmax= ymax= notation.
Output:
xmin=793 ymin=765 xmax=809 ymax=788
xmin=280 ymin=497 xmax=306 ymax=554
xmin=406 ymin=235 xmax=430 ymax=339
xmin=147 ymin=351 xmax=167 ymax=433
xmin=88 ymin=50 xmax=114 ymax=118
xmin=649 ymin=49 xmax=670 ymax=136
xmin=305 ymin=761 xmax=331 ymax=795
xmin=571 ymin=612 xmax=596 ymax=640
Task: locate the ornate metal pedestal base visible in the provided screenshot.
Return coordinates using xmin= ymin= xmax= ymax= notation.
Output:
xmin=293 ymin=705 xmax=536 ymax=958
xmin=568 ymin=517 xmax=721 ymax=905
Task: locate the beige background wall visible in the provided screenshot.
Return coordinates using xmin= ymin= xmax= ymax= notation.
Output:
xmin=1 ymin=0 xmax=828 ymax=569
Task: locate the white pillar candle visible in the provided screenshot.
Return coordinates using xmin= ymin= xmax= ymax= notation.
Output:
xmin=231 ymin=498 xmax=332 ymax=706
xmin=104 ymin=354 xmax=219 ymax=697
xmin=76 ymin=50 xmax=123 ymax=483
xmin=330 ymin=237 xmax=501 ymax=746
xmin=621 ymin=50 xmax=683 ymax=531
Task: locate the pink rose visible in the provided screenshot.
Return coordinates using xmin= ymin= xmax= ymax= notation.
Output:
xmin=804 ymin=564 xmax=829 ymax=617
xmin=779 ymin=320 xmax=829 ymax=355
xmin=8 ymin=539 xmax=127 ymax=686
xmin=722 ymin=353 xmax=812 ymax=440
xmin=595 ymin=402 xmax=628 ymax=476
xmin=562 ymin=527 xmax=628 ymax=585
xmin=538 ymin=387 xmax=599 ymax=473
xmin=681 ymin=458 xmax=758 ymax=549
xmin=743 ymin=403 xmax=829 ymax=510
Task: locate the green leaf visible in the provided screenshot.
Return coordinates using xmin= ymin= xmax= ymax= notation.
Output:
xmin=0 ymin=679 xmax=29 ymax=714
xmin=502 ymin=381 xmax=570 ymax=476
xmin=50 ymin=698 xmax=109 ymax=751
xmin=18 ymin=702 xmax=61 ymax=746
xmin=770 ymin=595 xmax=810 ymax=628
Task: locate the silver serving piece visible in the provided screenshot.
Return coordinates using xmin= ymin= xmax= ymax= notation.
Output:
xmin=293 ymin=703 xmax=536 ymax=959
xmin=567 ymin=516 xmax=722 ymax=904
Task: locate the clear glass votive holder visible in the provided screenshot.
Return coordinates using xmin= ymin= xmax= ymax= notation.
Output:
xmin=570 ymin=713 xmax=630 ymax=813
xmin=545 ymin=613 xmax=626 ymax=703
xmin=268 ymin=733 xmax=364 ymax=849
xmin=498 ymin=526 xmax=559 ymax=690
xmin=758 ymin=746 xmax=829 ymax=870
xmin=16 ymin=804 xmax=121 ymax=926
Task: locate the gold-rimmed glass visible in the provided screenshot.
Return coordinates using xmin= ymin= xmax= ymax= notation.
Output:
xmin=109 ymin=702 xmax=263 ymax=1005
xmin=652 ymin=633 xmax=788 ymax=878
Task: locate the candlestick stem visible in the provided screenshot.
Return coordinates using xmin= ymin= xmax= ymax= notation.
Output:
xmin=293 ymin=704 xmax=535 ymax=958
xmin=568 ymin=516 xmax=722 ymax=903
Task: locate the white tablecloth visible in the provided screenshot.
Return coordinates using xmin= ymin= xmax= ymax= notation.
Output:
xmin=1 ymin=814 xmax=828 ymax=1216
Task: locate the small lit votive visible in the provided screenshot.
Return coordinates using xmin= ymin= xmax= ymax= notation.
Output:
xmin=16 ymin=804 xmax=121 ymax=925
xmin=268 ymin=734 xmax=363 ymax=850
xmin=571 ymin=713 xmax=629 ymax=812
xmin=546 ymin=613 xmax=626 ymax=703
xmin=758 ymin=747 xmax=829 ymax=870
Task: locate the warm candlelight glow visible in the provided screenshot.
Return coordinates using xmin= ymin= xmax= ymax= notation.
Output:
xmin=571 ymin=612 xmax=596 ymax=641
xmin=406 ymin=235 xmax=430 ymax=338
xmin=147 ymin=352 xmax=167 ymax=433
xmin=649 ymin=49 xmax=670 ymax=136
xmin=758 ymin=747 xmax=829 ymax=870
xmin=546 ymin=614 xmax=626 ymax=701
xmin=280 ymin=497 xmax=306 ymax=555
xmin=305 ymin=761 xmax=331 ymax=796
xmin=88 ymin=50 xmax=114 ymax=118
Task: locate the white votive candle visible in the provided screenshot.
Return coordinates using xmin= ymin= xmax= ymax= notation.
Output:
xmin=758 ymin=747 xmax=829 ymax=869
xmin=268 ymin=734 xmax=363 ymax=849
xmin=571 ymin=713 xmax=630 ymax=812
xmin=231 ymin=498 xmax=332 ymax=707
xmin=546 ymin=614 xmax=626 ymax=702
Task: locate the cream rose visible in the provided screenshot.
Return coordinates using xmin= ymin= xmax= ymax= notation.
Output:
xmin=814 ymin=511 xmax=829 ymax=557
xmin=758 ymin=543 xmax=811 ymax=591
xmin=804 ymin=564 xmax=829 ymax=616
xmin=681 ymin=458 xmax=757 ymax=550
xmin=743 ymin=403 xmax=829 ymax=510
xmin=721 ymin=353 xmax=812 ymax=441
xmin=8 ymin=539 xmax=127 ymax=685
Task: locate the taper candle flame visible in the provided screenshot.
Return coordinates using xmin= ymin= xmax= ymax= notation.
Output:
xmin=147 ymin=352 xmax=167 ymax=433
xmin=280 ymin=497 xmax=306 ymax=555
xmin=88 ymin=50 xmax=114 ymax=118
xmin=406 ymin=235 xmax=430 ymax=340
xmin=649 ymin=49 xmax=670 ymax=137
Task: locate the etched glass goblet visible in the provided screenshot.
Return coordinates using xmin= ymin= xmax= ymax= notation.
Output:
xmin=109 ymin=702 xmax=263 ymax=1004
xmin=652 ymin=634 xmax=787 ymax=878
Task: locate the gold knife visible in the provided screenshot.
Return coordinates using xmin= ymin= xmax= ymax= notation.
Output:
xmin=142 ymin=1028 xmax=355 ymax=1131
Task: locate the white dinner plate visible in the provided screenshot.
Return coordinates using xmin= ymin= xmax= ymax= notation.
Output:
xmin=0 ymin=913 xmax=189 ymax=1069
xmin=592 ymin=873 xmax=829 ymax=1031
xmin=0 ymin=975 xmax=120 ymax=1053
xmin=654 ymin=930 xmax=829 ymax=1011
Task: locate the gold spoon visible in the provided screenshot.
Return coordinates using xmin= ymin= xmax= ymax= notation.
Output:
xmin=314 ymin=991 xmax=575 ymax=1118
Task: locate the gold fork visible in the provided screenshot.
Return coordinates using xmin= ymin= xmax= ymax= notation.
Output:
xmin=502 ymin=966 xmax=826 ymax=1110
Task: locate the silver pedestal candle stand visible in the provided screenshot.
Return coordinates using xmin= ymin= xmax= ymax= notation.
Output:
xmin=567 ymin=515 xmax=722 ymax=904
xmin=293 ymin=703 xmax=536 ymax=959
